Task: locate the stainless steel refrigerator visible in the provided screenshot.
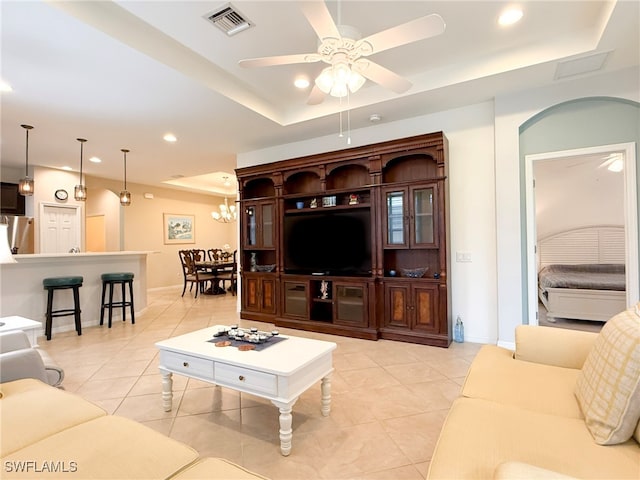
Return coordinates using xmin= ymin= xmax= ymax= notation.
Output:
xmin=2 ymin=215 xmax=34 ymax=254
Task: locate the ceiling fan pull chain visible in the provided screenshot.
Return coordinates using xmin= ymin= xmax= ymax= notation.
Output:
xmin=347 ymin=90 xmax=352 ymax=145
xmin=338 ymin=95 xmax=344 ymax=139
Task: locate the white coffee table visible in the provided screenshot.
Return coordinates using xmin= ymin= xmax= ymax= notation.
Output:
xmin=155 ymin=326 xmax=336 ymax=456
xmin=0 ymin=316 xmax=41 ymax=346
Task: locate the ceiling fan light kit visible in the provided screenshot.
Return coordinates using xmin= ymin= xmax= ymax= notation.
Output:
xmin=315 ymin=62 xmax=365 ymax=98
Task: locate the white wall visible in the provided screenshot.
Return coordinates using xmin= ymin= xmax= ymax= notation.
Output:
xmin=534 ymin=158 xmax=624 ymax=239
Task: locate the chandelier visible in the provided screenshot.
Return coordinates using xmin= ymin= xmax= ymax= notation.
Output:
xmin=211 ymin=197 xmax=237 ymax=223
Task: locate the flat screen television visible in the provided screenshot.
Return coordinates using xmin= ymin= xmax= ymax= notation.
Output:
xmin=283 ymin=210 xmax=372 ymax=276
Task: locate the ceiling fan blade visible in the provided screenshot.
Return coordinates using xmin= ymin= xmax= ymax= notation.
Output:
xmin=239 ymin=53 xmax=320 ymax=68
xmin=353 ymin=60 xmax=412 ymax=94
xmin=298 ymin=0 xmax=340 ymax=40
xmin=307 ymin=85 xmax=326 ymax=105
xmin=359 ymin=14 xmax=445 ymax=55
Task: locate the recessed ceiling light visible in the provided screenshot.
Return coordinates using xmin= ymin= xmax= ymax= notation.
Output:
xmin=62 ymin=166 xmax=73 ymax=171
xmin=498 ymin=7 xmax=523 ymax=26
xmin=163 ymin=133 xmax=177 ymax=142
xmin=294 ymin=77 xmax=310 ymax=89
xmin=0 ymin=81 xmax=12 ymax=92
xmin=89 ymin=156 xmax=101 ymax=163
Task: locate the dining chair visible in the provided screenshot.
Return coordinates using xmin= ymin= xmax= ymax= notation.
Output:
xmin=215 ymin=250 xmax=237 ymax=296
xmin=178 ymin=250 xmax=216 ymax=298
xmin=190 ymin=249 xmax=209 ymax=274
xmin=207 ymin=248 xmax=223 ymax=262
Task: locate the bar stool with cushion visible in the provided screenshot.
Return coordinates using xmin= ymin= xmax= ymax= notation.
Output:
xmin=100 ymin=272 xmax=135 ymax=328
xmin=42 ymin=276 xmax=83 ymax=341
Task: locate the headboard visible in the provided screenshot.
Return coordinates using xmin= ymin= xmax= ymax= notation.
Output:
xmin=538 ymin=225 xmax=625 ymax=269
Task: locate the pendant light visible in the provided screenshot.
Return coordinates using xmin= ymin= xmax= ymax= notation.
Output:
xmin=119 ymin=148 xmax=131 ymax=206
xmin=18 ymin=124 xmax=34 ymax=196
xmin=74 ymin=138 xmax=87 ymax=201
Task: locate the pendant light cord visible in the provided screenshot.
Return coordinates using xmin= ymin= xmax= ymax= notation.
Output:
xmin=21 ymin=125 xmax=33 ymax=176
xmin=25 ymin=128 xmax=29 ymax=175
xmin=123 ymin=151 xmax=127 ymax=190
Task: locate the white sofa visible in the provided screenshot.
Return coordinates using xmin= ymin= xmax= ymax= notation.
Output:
xmin=0 ymin=378 xmax=269 ymax=479
xmin=428 ymin=304 xmax=640 ymax=479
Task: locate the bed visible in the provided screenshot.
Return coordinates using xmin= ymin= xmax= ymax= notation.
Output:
xmin=537 ymin=226 xmax=626 ymax=322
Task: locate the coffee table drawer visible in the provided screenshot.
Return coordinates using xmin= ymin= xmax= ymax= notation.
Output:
xmin=215 ymin=363 xmax=277 ymax=396
xmin=161 ymin=351 xmax=214 ymax=380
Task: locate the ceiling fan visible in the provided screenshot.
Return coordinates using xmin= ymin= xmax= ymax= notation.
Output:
xmin=238 ymin=0 xmax=446 ymax=104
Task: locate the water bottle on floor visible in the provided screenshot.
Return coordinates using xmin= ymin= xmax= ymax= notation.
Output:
xmin=454 ymin=316 xmax=464 ymax=343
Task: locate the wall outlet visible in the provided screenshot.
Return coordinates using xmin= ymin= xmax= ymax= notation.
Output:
xmin=455 ymin=251 xmax=472 ymax=262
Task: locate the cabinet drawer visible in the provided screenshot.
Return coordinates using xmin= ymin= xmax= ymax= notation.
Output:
xmin=215 ymin=363 xmax=277 ymax=396
xmin=161 ymin=351 xmax=214 ymax=380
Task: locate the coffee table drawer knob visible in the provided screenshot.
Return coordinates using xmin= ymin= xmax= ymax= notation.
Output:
xmin=183 ymin=362 xmax=189 ymax=367
xmin=238 ymin=375 xmax=245 ymax=381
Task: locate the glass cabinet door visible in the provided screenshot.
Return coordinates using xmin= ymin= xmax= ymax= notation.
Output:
xmin=245 ymin=206 xmax=257 ymax=246
xmin=261 ymin=203 xmax=274 ymax=248
xmin=245 ymin=201 xmax=274 ymax=248
xmin=412 ymin=186 xmax=435 ymax=246
xmin=385 ymin=190 xmax=406 ymax=246
xmin=334 ymin=284 xmax=366 ymax=326
xmin=283 ymin=281 xmax=307 ymax=318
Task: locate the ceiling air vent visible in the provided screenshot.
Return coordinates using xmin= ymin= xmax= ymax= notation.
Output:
xmin=204 ymin=3 xmax=253 ymax=36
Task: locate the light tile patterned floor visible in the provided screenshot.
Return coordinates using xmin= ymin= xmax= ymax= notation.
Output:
xmin=39 ymin=288 xmax=481 ymax=480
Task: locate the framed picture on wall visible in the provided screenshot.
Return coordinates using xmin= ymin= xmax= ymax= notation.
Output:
xmin=163 ymin=214 xmax=195 ymax=244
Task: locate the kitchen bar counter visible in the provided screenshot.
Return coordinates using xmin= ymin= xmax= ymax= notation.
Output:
xmin=0 ymin=251 xmax=150 ymax=339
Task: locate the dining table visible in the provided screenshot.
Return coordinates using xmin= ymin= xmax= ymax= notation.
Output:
xmin=195 ymin=260 xmax=235 ymax=295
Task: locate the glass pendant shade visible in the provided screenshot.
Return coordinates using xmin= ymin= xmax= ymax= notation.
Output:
xmin=74 ymin=184 xmax=87 ymax=201
xmin=120 ymin=148 xmax=131 ymax=206
xmin=74 ymin=138 xmax=87 ymax=201
xmin=119 ymin=190 xmax=131 ymax=206
xmin=18 ymin=177 xmax=34 ymax=196
xmin=19 ymin=124 xmax=34 ymax=196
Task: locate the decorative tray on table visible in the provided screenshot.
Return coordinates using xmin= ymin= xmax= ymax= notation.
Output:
xmin=208 ymin=325 xmax=284 ymax=351
xmin=214 ymin=325 xmax=279 ymax=344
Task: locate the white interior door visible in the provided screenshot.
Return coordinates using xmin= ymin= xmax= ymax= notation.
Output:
xmin=40 ymin=204 xmax=81 ymax=253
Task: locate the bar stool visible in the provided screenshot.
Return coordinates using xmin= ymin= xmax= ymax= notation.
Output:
xmin=100 ymin=272 xmax=135 ymax=328
xmin=43 ymin=276 xmax=83 ymax=341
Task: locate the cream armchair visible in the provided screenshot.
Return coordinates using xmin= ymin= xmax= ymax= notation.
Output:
xmin=0 ymin=331 xmax=64 ymax=387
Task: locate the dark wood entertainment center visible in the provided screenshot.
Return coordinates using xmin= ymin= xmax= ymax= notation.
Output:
xmin=236 ymin=131 xmax=451 ymax=347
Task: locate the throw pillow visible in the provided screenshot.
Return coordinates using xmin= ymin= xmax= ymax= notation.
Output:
xmin=575 ymin=304 xmax=640 ymax=445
